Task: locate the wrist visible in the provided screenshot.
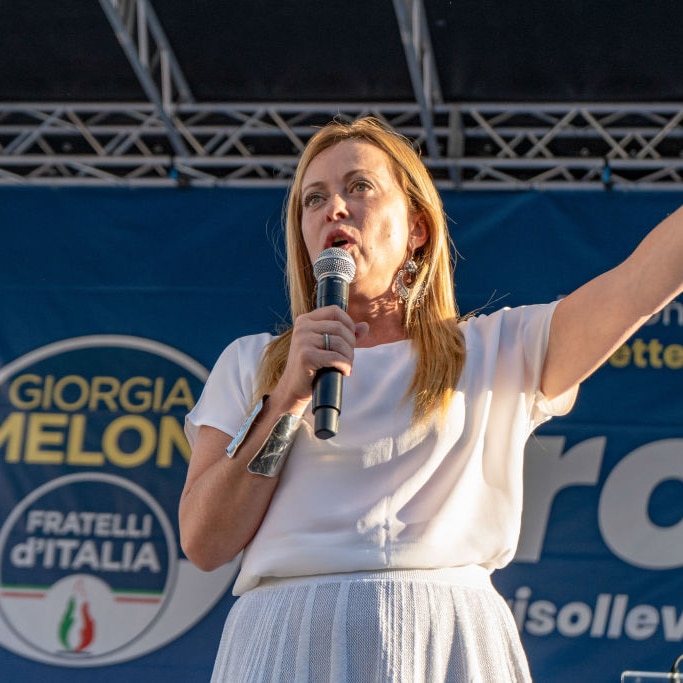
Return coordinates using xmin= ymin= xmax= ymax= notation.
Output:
xmin=226 ymin=395 xmax=303 ymax=478
xmin=266 ymin=384 xmax=311 ymax=418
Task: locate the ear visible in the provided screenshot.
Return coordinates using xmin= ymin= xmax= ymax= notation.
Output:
xmin=409 ymin=213 xmax=429 ymax=250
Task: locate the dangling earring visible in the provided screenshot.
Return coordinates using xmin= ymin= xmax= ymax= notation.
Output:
xmin=395 ymin=252 xmax=427 ymax=307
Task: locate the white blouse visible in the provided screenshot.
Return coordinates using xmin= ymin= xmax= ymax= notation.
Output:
xmin=186 ymin=302 xmax=577 ymax=595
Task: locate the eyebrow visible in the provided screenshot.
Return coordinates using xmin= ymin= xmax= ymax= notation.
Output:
xmin=302 ymin=168 xmax=378 ymax=194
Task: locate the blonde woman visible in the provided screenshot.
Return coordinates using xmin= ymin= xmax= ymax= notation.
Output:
xmin=180 ymin=117 xmax=683 ymax=682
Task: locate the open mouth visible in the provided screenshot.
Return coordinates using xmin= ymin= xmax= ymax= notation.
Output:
xmin=331 ymin=237 xmax=349 ymax=247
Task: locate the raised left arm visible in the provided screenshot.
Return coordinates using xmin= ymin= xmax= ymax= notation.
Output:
xmin=542 ymin=204 xmax=683 ymax=400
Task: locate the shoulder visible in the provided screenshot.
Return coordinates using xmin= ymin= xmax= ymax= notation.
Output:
xmin=460 ymin=301 xmax=559 ymax=342
xmin=218 ymin=331 xmax=276 ymax=360
xmin=458 ymin=302 xmax=560 ymax=375
xmin=210 ymin=331 xmax=277 ymax=375
xmin=456 ymin=302 xmax=565 ymax=406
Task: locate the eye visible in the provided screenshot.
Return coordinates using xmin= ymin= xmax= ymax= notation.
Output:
xmin=302 ymin=192 xmax=325 ymax=208
xmin=351 ymin=179 xmax=372 ymax=193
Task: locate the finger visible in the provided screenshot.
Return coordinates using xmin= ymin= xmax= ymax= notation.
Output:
xmin=310 ymin=305 xmax=356 ymax=330
xmin=354 ymin=322 xmax=370 ymax=341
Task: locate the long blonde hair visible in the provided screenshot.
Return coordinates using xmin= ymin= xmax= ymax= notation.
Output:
xmin=256 ymin=116 xmax=466 ymax=425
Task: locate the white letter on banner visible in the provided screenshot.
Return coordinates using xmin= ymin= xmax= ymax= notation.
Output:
xmin=599 ymin=439 xmax=683 ymax=569
xmin=516 ymin=436 xmax=605 ymax=562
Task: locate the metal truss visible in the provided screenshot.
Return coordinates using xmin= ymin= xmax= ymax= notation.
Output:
xmin=1 ymin=102 xmax=683 ymax=189
xmin=0 ymin=103 xmax=683 ymax=191
xmin=98 ymin=0 xmax=194 ymax=157
xmin=392 ymin=0 xmax=443 ymax=162
xmin=1 ymin=0 xmax=681 ymax=189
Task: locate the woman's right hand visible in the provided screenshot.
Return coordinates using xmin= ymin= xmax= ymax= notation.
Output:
xmin=276 ymin=305 xmax=369 ymax=408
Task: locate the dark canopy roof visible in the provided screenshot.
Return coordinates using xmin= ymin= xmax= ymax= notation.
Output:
xmin=2 ymin=2 xmax=682 ymax=189
xmin=3 ymin=0 xmax=683 ymax=104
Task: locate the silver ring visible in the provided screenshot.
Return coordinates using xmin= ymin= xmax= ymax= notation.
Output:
xmin=322 ymin=332 xmax=330 ymax=351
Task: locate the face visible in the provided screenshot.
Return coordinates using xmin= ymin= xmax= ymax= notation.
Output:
xmin=300 ymin=139 xmax=426 ymax=301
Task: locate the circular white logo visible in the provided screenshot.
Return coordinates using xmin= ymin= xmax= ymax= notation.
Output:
xmin=0 ymin=336 xmax=239 ymax=667
xmin=0 ymin=473 xmax=176 ymax=659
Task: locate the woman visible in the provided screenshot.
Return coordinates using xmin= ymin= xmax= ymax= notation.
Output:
xmin=179 ymin=117 xmax=683 ymax=681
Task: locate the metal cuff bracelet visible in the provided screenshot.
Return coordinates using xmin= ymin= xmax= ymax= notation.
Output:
xmin=225 ymin=396 xmax=302 ymax=478
xmin=246 ymin=412 xmax=302 ymax=477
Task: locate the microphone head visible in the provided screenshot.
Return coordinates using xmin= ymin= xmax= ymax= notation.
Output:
xmin=313 ymin=247 xmax=356 ymax=284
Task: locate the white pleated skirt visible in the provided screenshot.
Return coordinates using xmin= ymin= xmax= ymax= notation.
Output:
xmin=210 ymin=567 xmax=531 ymax=683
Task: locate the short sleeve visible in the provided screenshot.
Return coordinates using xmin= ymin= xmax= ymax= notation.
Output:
xmin=526 ymin=301 xmax=578 ymax=425
xmin=184 ymin=332 xmax=273 ymax=446
xmin=461 ymin=301 xmax=579 ymax=432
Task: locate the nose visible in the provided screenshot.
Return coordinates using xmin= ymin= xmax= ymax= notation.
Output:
xmin=325 ymin=194 xmax=349 ymax=222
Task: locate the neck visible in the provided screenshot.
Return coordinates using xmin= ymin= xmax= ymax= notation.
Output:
xmin=348 ymin=294 xmax=408 ymax=347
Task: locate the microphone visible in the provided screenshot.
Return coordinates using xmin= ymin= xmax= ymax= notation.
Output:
xmin=312 ymin=247 xmax=356 ymax=439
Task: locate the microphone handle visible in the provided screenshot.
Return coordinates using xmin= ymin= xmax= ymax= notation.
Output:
xmin=313 ymin=274 xmax=349 ymax=439
xmin=312 ymin=367 xmax=343 ymax=439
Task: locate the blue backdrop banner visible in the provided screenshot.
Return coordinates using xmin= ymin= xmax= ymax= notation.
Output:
xmin=0 ymin=187 xmax=681 ymax=682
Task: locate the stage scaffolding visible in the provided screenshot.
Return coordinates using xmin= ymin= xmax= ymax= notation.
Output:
xmin=1 ymin=102 xmax=683 ymax=189
xmin=0 ymin=0 xmax=682 ymax=189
